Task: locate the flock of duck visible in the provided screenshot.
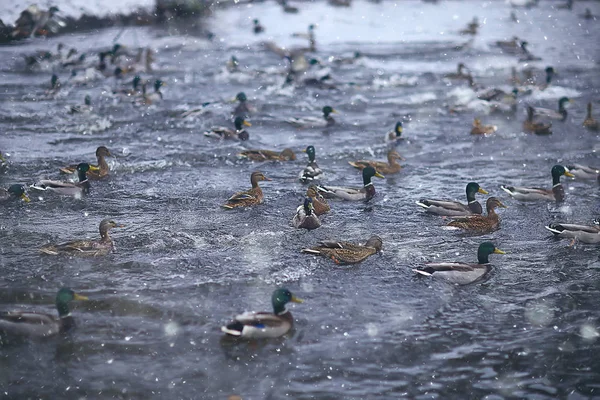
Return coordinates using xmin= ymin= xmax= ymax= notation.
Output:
xmin=1 ymin=2 xmax=599 ymax=341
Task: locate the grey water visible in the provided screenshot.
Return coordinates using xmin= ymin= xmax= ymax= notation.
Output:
xmin=1 ymin=1 xmax=599 ymax=398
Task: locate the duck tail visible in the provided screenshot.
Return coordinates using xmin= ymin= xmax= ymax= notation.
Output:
xmin=301 ymin=248 xmax=321 ymax=255
xmin=221 ymin=320 xmax=244 ymax=336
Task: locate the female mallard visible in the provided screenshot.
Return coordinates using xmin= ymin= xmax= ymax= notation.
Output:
xmin=306 ymin=185 xmax=330 ymax=216
xmin=583 ymin=102 xmax=599 ymax=131
xmin=523 ymin=106 xmax=552 ymax=135
xmin=299 ymin=145 xmax=324 ymax=183
xmin=566 ymin=164 xmax=599 ymax=180
xmin=416 ymin=182 xmax=488 ymax=216
xmin=60 ymin=146 xmax=112 ymax=179
xmin=1 ymin=184 xmax=31 ymax=203
xmin=222 ymin=171 xmax=271 ymax=209
xmin=386 ymin=121 xmax=404 ymax=143
xmin=447 ymin=197 xmax=507 ymax=233
xmin=40 ymin=219 xmax=125 ymax=256
xmin=31 ymin=163 xmax=91 ymax=196
xmin=204 ymin=116 xmax=251 ymax=141
xmin=470 ymin=118 xmax=498 ymax=135
xmin=530 ymin=96 xmax=572 ymax=121
xmin=232 ymin=92 xmax=255 ymax=118
xmin=545 ymin=219 xmax=600 ymax=245
xmin=301 ymin=235 xmax=382 ymax=265
xmin=238 ymin=148 xmax=296 ymax=162
xmin=317 ymin=166 xmax=384 ymax=202
xmin=500 ymin=164 xmax=574 ymax=202
xmin=292 ymin=197 xmax=321 ymax=230
xmin=445 ymin=63 xmax=471 ymax=80
xmin=0 ymin=288 xmax=88 ymax=338
xmin=286 ymin=106 xmax=336 ymax=128
xmin=412 ymin=242 xmax=505 ymax=285
xmin=348 ymin=150 xmax=403 ymax=175
xmin=221 ymin=288 xmax=303 ymax=338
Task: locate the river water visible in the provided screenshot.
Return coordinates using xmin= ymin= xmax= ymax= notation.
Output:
xmin=1 ymin=1 xmax=599 ymax=399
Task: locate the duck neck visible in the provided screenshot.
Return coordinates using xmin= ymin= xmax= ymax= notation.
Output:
xmin=56 ymin=300 xmax=71 ymax=317
xmin=477 ymin=250 xmax=490 ymax=265
xmin=97 ymin=155 xmax=109 ymax=172
xmin=273 ymin=303 xmax=288 ymax=316
xmin=77 ymin=169 xmax=88 ymax=183
xmin=551 ymin=173 xmax=562 ymax=187
xmin=388 ymin=154 xmax=399 ymax=167
xmin=251 ymin=176 xmax=261 ymax=189
xmin=363 ymin=177 xmax=376 ymax=200
xmin=586 ymin=103 xmax=592 ymax=119
xmin=466 ymin=189 xmax=477 ymax=203
xmin=486 ymin=205 xmax=498 ymax=219
xmin=100 ymin=226 xmax=111 ymax=242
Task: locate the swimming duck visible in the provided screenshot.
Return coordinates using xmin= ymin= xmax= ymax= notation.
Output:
xmin=67 ymin=95 xmax=92 ymax=114
xmin=416 ymin=182 xmax=488 ymax=216
xmin=523 ymin=106 xmax=552 ymax=135
xmin=299 ymin=145 xmax=324 ymax=183
xmin=557 ymin=0 xmax=573 ymax=9
xmin=59 ymin=146 xmax=112 ymax=180
xmin=545 ymin=219 xmax=600 ymax=245
xmin=530 ymin=96 xmax=571 ymax=121
xmin=348 ymin=150 xmax=403 ymax=175
xmin=412 ymin=242 xmax=505 ymax=285
xmin=445 ymin=63 xmax=471 ymax=80
xmin=301 ymin=235 xmax=383 ymax=265
xmin=227 ymin=55 xmax=240 ymax=73
xmin=40 ymin=219 xmax=125 ymax=256
xmin=137 ymin=79 xmax=164 ymax=105
xmin=292 ymin=197 xmax=321 ymax=230
xmin=291 ymin=24 xmax=316 ymax=52
xmin=221 ymin=288 xmax=303 ymax=338
xmin=494 ymin=36 xmax=522 ymax=52
xmin=565 ymin=164 xmax=599 ymax=180
xmin=459 ymin=17 xmax=479 ymax=35
xmin=518 ymin=41 xmax=541 ymax=62
xmin=386 ymin=122 xmax=404 ymax=143
xmin=113 ymin=75 xmax=142 ymax=98
xmin=204 ymin=116 xmax=251 ymax=141
xmin=317 ymin=166 xmax=384 ymax=202
xmin=306 ymin=185 xmax=330 ymax=216
xmin=238 ymin=148 xmax=296 ymax=162
xmin=232 ymin=92 xmax=254 ymax=118
xmin=583 ymin=102 xmax=599 ymax=131
xmin=0 ymin=288 xmax=87 ymax=338
xmin=31 ymin=163 xmax=91 ymax=197
xmin=280 ymin=0 xmax=299 ymax=13
xmin=253 ymin=19 xmax=265 ymax=34
xmin=500 ymin=164 xmax=574 ymax=202
xmin=580 ymin=8 xmax=597 ymax=20
xmin=470 ymin=118 xmax=498 ymax=135
xmin=0 ymin=184 xmax=30 ymax=203
xmin=286 ymin=106 xmax=336 ymax=128
xmin=222 ymin=171 xmax=271 ymax=209
xmin=447 ymin=197 xmax=507 ymax=233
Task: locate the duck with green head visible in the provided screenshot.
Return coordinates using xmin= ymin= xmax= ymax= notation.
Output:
xmin=0 ymin=288 xmax=88 ymax=338
xmin=292 ymin=197 xmax=321 ymax=230
xmin=386 ymin=121 xmax=403 ymax=142
xmin=416 ymin=182 xmax=488 ymax=216
xmin=302 ymin=235 xmax=383 ymax=264
xmin=222 ymin=171 xmax=271 ymax=209
xmin=299 ymin=145 xmax=324 ymax=183
xmin=67 ymin=95 xmax=92 ymax=114
xmin=0 ymin=184 xmax=31 ymax=203
xmin=565 ymin=164 xmax=599 ymax=180
xmin=413 ymin=242 xmax=505 ymax=285
xmin=31 ymin=162 xmax=91 ymax=197
xmin=40 ymin=219 xmax=125 ymax=256
xmin=60 ymin=146 xmax=113 ymax=179
xmin=232 ymin=92 xmax=255 ymax=118
xmin=221 ymin=288 xmax=303 ymax=338
xmin=286 ymin=106 xmax=337 ymax=128
xmin=204 ymin=116 xmax=251 ymax=141
xmin=317 ymin=166 xmax=384 ymax=201
xmin=501 ymin=165 xmax=574 ymax=202
xmin=138 ymin=79 xmax=164 ymax=105
xmin=531 ymin=96 xmax=572 ymax=121
xmin=447 ymin=197 xmax=507 ymax=233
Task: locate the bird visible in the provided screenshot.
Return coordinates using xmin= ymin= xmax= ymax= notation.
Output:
xmin=59 ymin=146 xmax=113 ymax=179
xmin=232 ymin=92 xmax=254 ymax=118
xmin=545 ymin=219 xmax=600 ymax=245
xmin=286 ymin=106 xmax=337 ymax=128
xmin=500 ymin=165 xmax=574 ymax=202
xmin=348 ymin=150 xmax=403 ymax=175
xmin=204 ymin=116 xmax=251 ymax=141
xmin=280 ymin=0 xmax=299 ymax=13
xmin=447 ymin=197 xmax=507 ymax=233
xmin=583 ymin=102 xmax=599 ymax=131
xmin=31 ymin=163 xmax=91 ymax=196
xmin=238 ymin=148 xmax=296 ymax=162
xmin=137 ymin=79 xmax=165 ymax=105
xmin=412 ymin=242 xmax=505 ymax=285
xmin=40 ymin=219 xmax=125 ymax=256
xmin=445 ymin=63 xmax=471 ymax=80
xmin=317 ymin=166 xmax=384 ymax=202
xmin=0 ymin=184 xmax=30 ymax=203
xmin=299 ymin=145 xmax=324 ymax=183
xmin=222 ymin=172 xmax=271 ymax=209
xmin=530 ymin=97 xmax=572 ymax=121
xmin=67 ymin=95 xmax=92 ymax=114
xmin=0 ymin=288 xmax=88 ymax=338
xmin=221 ymin=288 xmax=303 ymax=338
xmin=565 ymin=164 xmax=599 ymax=181
xmin=386 ymin=121 xmax=404 ymax=143
xmin=523 ymin=106 xmax=552 ymax=135
xmin=580 ymin=8 xmax=597 ymax=20
xmin=518 ymin=41 xmax=541 ymax=62
xmin=292 ymin=197 xmax=321 ymax=230
xmin=470 ymin=119 xmax=498 ymax=135
xmin=253 ymin=19 xmax=265 ymax=34
xmin=305 ymin=185 xmax=330 ymax=216
xmin=301 ymin=235 xmax=383 ymax=265
xmin=459 ymin=17 xmax=479 ymax=35
xmin=416 ymin=182 xmax=488 ymax=216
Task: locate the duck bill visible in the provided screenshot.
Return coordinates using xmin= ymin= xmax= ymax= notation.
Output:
xmin=243 ymin=121 xmax=252 ymax=127
xmin=478 ymin=188 xmax=489 ymax=194
xmin=564 ymin=170 xmax=575 ymax=178
xmin=88 ymin=165 xmax=101 ymax=172
xmin=498 ymin=201 xmax=508 ymax=208
xmin=21 ymin=193 xmax=31 ymax=202
xmin=117 ymin=223 xmax=126 ymax=228
xmin=263 ymin=176 xmax=272 ymax=181
xmin=73 ymin=293 xmax=89 ymax=301
xmin=331 ymin=109 xmax=338 ymax=114
xmin=374 ymin=172 xmax=385 ymax=179
xmin=494 ymin=248 xmax=506 ymax=254
xmin=0 ymin=154 xmax=5 ymax=162
xmin=291 ymin=295 xmax=304 ymax=304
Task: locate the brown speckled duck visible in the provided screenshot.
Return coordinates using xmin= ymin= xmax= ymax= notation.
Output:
xmin=523 ymin=106 xmax=552 ymax=135
xmin=60 ymin=146 xmax=113 ymax=179
xmin=306 ymin=185 xmax=330 ymax=216
xmin=583 ymin=102 xmax=599 ymax=131
xmin=238 ymin=148 xmax=296 ymax=162
xmin=447 ymin=197 xmax=507 ymax=233
xmin=222 ymin=172 xmax=271 ymax=209
xmin=40 ymin=219 xmax=125 ymax=256
xmin=348 ymin=150 xmax=403 ymax=175
xmin=301 ymin=235 xmax=383 ymax=265
xmin=470 ymin=119 xmax=498 ymax=135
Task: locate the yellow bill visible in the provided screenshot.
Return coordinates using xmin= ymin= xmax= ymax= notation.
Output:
xmin=74 ymin=293 xmax=89 ymax=301
xmin=478 ymin=187 xmax=489 ymax=194
xmin=494 ymin=248 xmax=506 ymax=254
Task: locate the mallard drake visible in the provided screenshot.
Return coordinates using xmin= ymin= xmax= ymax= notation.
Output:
xmin=221 ymin=288 xmax=303 ymax=338
xmin=232 ymin=92 xmax=255 ymax=118
xmin=416 ymin=182 xmax=488 ymax=216
xmin=500 ymin=164 xmax=574 ymax=202
xmin=204 ymin=116 xmax=251 ymax=141
xmin=470 ymin=118 xmax=498 ymax=135
xmin=530 ymin=96 xmax=572 ymax=121
xmin=412 ymin=242 xmax=505 ymax=285
xmin=299 ymin=145 xmax=324 ymax=183
xmin=566 ymin=164 xmax=599 ymax=180
xmin=447 ymin=197 xmax=507 ymax=233
xmin=31 ymin=163 xmax=91 ymax=197
xmin=0 ymin=184 xmax=30 ymax=203
xmin=113 ymin=75 xmax=142 ymax=98
xmin=0 ymin=288 xmax=88 ymax=338
xmin=385 ymin=121 xmax=404 ymax=143
xmin=285 ymin=106 xmax=336 ymax=128
xmin=348 ymin=150 xmax=403 ymax=175
xmin=545 ymin=219 xmax=600 ymax=244
xmin=222 ymin=171 xmax=271 ymax=209
xmin=40 ymin=219 xmax=125 ymax=256
xmin=445 ymin=63 xmax=471 ymax=80
xmin=583 ymin=102 xmax=599 ymax=131
xmin=137 ymin=79 xmax=164 ymax=105
xmin=239 ymin=148 xmax=296 ymax=162
xmin=253 ymin=19 xmax=265 ymax=34
xmin=301 ymin=235 xmax=382 ymax=265
xmin=317 ymin=166 xmax=384 ymax=202
xmin=67 ymin=95 xmax=92 ymax=114
xmin=292 ymin=197 xmax=321 ymax=230
xmin=306 ymin=185 xmax=330 ymax=216
xmin=60 ymin=146 xmax=112 ymax=179
xmin=523 ymin=106 xmax=552 ymax=135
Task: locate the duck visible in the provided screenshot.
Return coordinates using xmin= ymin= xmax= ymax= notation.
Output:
xmin=113 ymin=75 xmax=142 ymax=98
xmin=301 ymin=235 xmax=383 ymax=265
xmin=227 ymin=55 xmax=240 ymax=73
xmin=557 ymin=0 xmax=573 ymax=10
xmin=583 ymin=102 xmax=599 ymax=131
xmin=222 ymin=171 xmax=271 ymax=209
xmin=416 ymin=182 xmax=488 ymax=216
xmin=299 ymin=145 xmax=324 ymax=183
xmin=565 ymin=164 xmax=599 ymax=180
xmin=280 ymin=0 xmax=299 ymax=13
xmin=530 ymin=96 xmax=571 ymax=121
xmin=445 ymin=63 xmax=471 ymax=80
xmin=470 ymin=118 xmax=498 ymax=135
xmin=221 ymin=288 xmax=303 ymax=338
xmin=59 ymin=146 xmax=113 ymax=180
xmin=0 ymin=184 xmax=31 ymax=203
xmin=292 ymin=197 xmax=321 ymax=230
xmin=232 ymin=92 xmax=254 ymax=118
xmin=523 ymin=106 xmax=552 ymax=135
xmin=518 ymin=41 xmax=542 ymax=62
xmin=447 ymin=197 xmax=508 ymax=233
xmin=306 ymin=185 xmax=330 ymax=216
xmin=253 ymin=19 xmax=265 ymax=34
xmin=286 ymin=106 xmax=337 ymax=128
xmin=385 ymin=121 xmax=404 ymax=143
xmin=31 ymin=163 xmax=91 ymax=197
xmin=317 ymin=166 xmax=384 ymax=202
xmin=412 ymin=242 xmax=505 ymax=285
xmin=291 ymin=24 xmax=316 ymax=52
xmin=348 ymin=150 xmax=403 ymax=175
xmin=459 ymin=17 xmax=479 ymax=35
xmin=0 ymin=288 xmax=88 ymax=338
xmin=137 ymin=79 xmax=165 ymax=105
xmin=500 ymin=164 xmax=574 ymax=202
xmin=238 ymin=148 xmax=296 ymax=162
xmin=580 ymin=8 xmax=597 ymax=20
xmin=67 ymin=95 xmax=92 ymax=114
xmin=40 ymin=219 xmax=125 ymax=256
xmin=545 ymin=219 xmax=600 ymax=245
xmin=494 ymin=36 xmax=522 ymax=52
xmin=204 ymin=116 xmax=251 ymax=141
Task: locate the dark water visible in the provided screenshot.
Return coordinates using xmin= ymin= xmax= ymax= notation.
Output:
xmin=1 ymin=1 xmax=600 ymax=399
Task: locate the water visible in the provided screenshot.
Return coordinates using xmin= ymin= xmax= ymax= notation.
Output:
xmin=1 ymin=1 xmax=600 ymax=398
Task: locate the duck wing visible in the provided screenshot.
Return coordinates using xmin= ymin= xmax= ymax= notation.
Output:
xmin=416 ymin=199 xmax=471 ymax=216
xmin=317 ymin=185 xmax=365 ymax=201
